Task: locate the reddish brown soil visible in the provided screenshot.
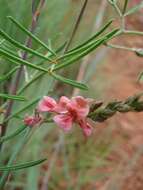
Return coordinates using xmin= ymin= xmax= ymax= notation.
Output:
xmin=93 ymin=10 xmax=143 ymax=190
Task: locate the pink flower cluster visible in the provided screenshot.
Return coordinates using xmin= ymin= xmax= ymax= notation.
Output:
xmin=38 ymin=96 xmax=92 ymax=136
xmin=24 ymin=114 xmax=42 ymax=127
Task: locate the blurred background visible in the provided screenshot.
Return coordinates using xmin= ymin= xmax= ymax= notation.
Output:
xmin=0 ymin=0 xmax=143 ymax=189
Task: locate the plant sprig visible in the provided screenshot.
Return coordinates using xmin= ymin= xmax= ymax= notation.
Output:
xmin=0 ymin=158 xmax=46 ymax=171
xmin=89 ymin=93 xmax=143 ymax=122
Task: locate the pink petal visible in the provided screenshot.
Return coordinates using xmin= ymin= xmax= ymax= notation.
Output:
xmin=59 ymin=96 xmax=70 ymax=105
xmin=53 ymin=114 xmax=73 ymax=132
xmin=54 ymin=96 xmax=70 ymax=113
xmin=38 ymin=96 xmax=57 ymax=112
xmin=24 ymin=115 xmax=42 ymax=127
xmin=69 ymin=96 xmax=90 ymax=118
xmin=78 ymin=119 xmax=92 ymax=137
xmin=24 ymin=116 xmax=35 ymax=126
xmin=82 ymin=124 xmax=92 ymax=137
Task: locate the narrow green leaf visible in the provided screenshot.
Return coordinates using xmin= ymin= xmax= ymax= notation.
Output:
xmin=7 ymin=16 xmax=56 ymax=56
xmin=0 ymin=125 xmax=27 ymax=143
xmin=36 ymin=42 xmax=67 ymax=66
xmin=0 ymin=66 xmax=19 ymax=83
xmin=0 ymin=49 xmax=50 ymax=73
xmin=67 ymin=20 xmax=113 ymax=54
xmin=53 ymin=29 xmax=119 ymax=71
xmin=51 ymin=72 xmax=88 ymax=90
xmin=0 ymin=29 xmax=54 ymax=62
xmin=0 ymin=158 xmax=46 ymax=171
xmin=125 ymin=2 xmax=143 ymax=16
xmin=1 ymin=46 xmax=19 ymax=57
xmin=0 ymin=93 xmax=26 ymax=101
xmin=58 ymin=38 xmax=101 ymax=60
xmin=54 ymin=40 xmax=103 ymax=71
xmin=16 ymin=43 xmax=67 ymax=95
xmin=122 ymin=0 xmax=129 ymax=14
xmin=58 ymin=27 xmax=120 ymax=61
xmin=5 ymin=98 xmax=40 ymax=122
xmin=64 ymin=29 xmax=119 ymax=60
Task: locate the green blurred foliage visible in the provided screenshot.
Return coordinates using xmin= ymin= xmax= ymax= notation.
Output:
xmin=0 ymin=0 xmax=120 ymax=189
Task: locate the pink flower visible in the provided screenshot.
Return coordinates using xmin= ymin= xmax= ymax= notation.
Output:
xmin=38 ymin=96 xmax=57 ymax=112
xmin=67 ymin=96 xmax=90 ymax=118
xmin=55 ymin=96 xmax=71 ymax=113
xmin=78 ymin=119 xmax=92 ymax=137
xmin=24 ymin=115 xmax=42 ymax=127
xmin=38 ymin=96 xmax=93 ymax=136
xmin=53 ymin=114 xmax=73 ymax=132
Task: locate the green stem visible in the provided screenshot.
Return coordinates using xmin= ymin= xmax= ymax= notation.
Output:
xmin=0 ymin=128 xmax=31 ymax=189
xmin=124 ymin=30 xmax=143 ymax=36
xmin=0 ymin=66 xmax=19 ymax=84
xmin=0 ymin=125 xmax=27 ymax=143
xmin=108 ymin=0 xmax=122 ymax=17
xmin=64 ymin=0 xmax=89 ymax=52
xmin=113 ymin=3 xmax=122 ymax=17
xmin=106 ymin=43 xmax=137 ymax=52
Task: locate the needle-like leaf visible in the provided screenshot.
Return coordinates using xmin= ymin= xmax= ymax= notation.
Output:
xmin=0 ymin=29 xmax=54 ymax=62
xmin=122 ymin=0 xmax=129 ymax=14
xmin=0 ymin=49 xmax=50 ymax=72
xmin=58 ymin=38 xmax=102 ymax=60
xmin=67 ymin=19 xmax=113 ymax=54
xmin=5 ymin=98 xmax=40 ymax=122
xmin=0 ymin=93 xmax=26 ymax=101
xmin=0 ymin=158 xmax=47 ymax=171
xmin=125 ymin=2 xmax=143 ymax=16
xmin=0 ymin=125 xmax=27 ymax=143
xmin=7 ymin=16 xmax=56 ymax=56
xmin=53 ymin=29 xmax=119 ymax=71
xmin=0 ymin=66 xmax=19 ymax=83
xmin=51 ymin=72 xmax=88 ymax=90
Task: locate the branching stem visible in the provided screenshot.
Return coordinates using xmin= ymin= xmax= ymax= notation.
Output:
xmin=0 ymin=0 xmax=45 ymax=151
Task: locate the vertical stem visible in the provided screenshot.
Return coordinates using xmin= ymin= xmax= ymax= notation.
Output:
xmin=64 ymin=0 xmax=89 ymax=52
xmin=0 ymin=0 xmax=45 ymax=151
xmin=73 ymin=0 xmax=107 ymax=96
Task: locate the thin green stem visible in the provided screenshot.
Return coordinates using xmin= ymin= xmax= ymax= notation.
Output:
xmin=0 ymin=66 xmax=20 ymax=84
xmin=64 ymin=0 xmax=89 ymax=52
xmin=113 ymin=3 xmax=122 ymax=17
xmin=106 ymin=43 xmax=137 ymax=52
xmin=124 ymin=30 xmax=143 ymax=36
xmin=0 ymin=128 xmax=31 ymax=189
xmin=108 ymin=0 xmax=122 ymax=17
xmin=121 ymin=16 xmax=126 ymax=31
xmin=106 ymin=0 xmax=143 ymax=55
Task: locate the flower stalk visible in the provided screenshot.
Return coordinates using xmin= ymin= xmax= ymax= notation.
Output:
xmin=89 ymin=93 xmax=143 ymax=122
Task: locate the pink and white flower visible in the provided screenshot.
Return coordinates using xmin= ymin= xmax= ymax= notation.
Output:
xmin=38 ymin=96 xmax=57 ymax=112
xmin=24 ymin=115 xmax=42 ymax=127
xmin=38 ymin=96 xmax=93 ymax=136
